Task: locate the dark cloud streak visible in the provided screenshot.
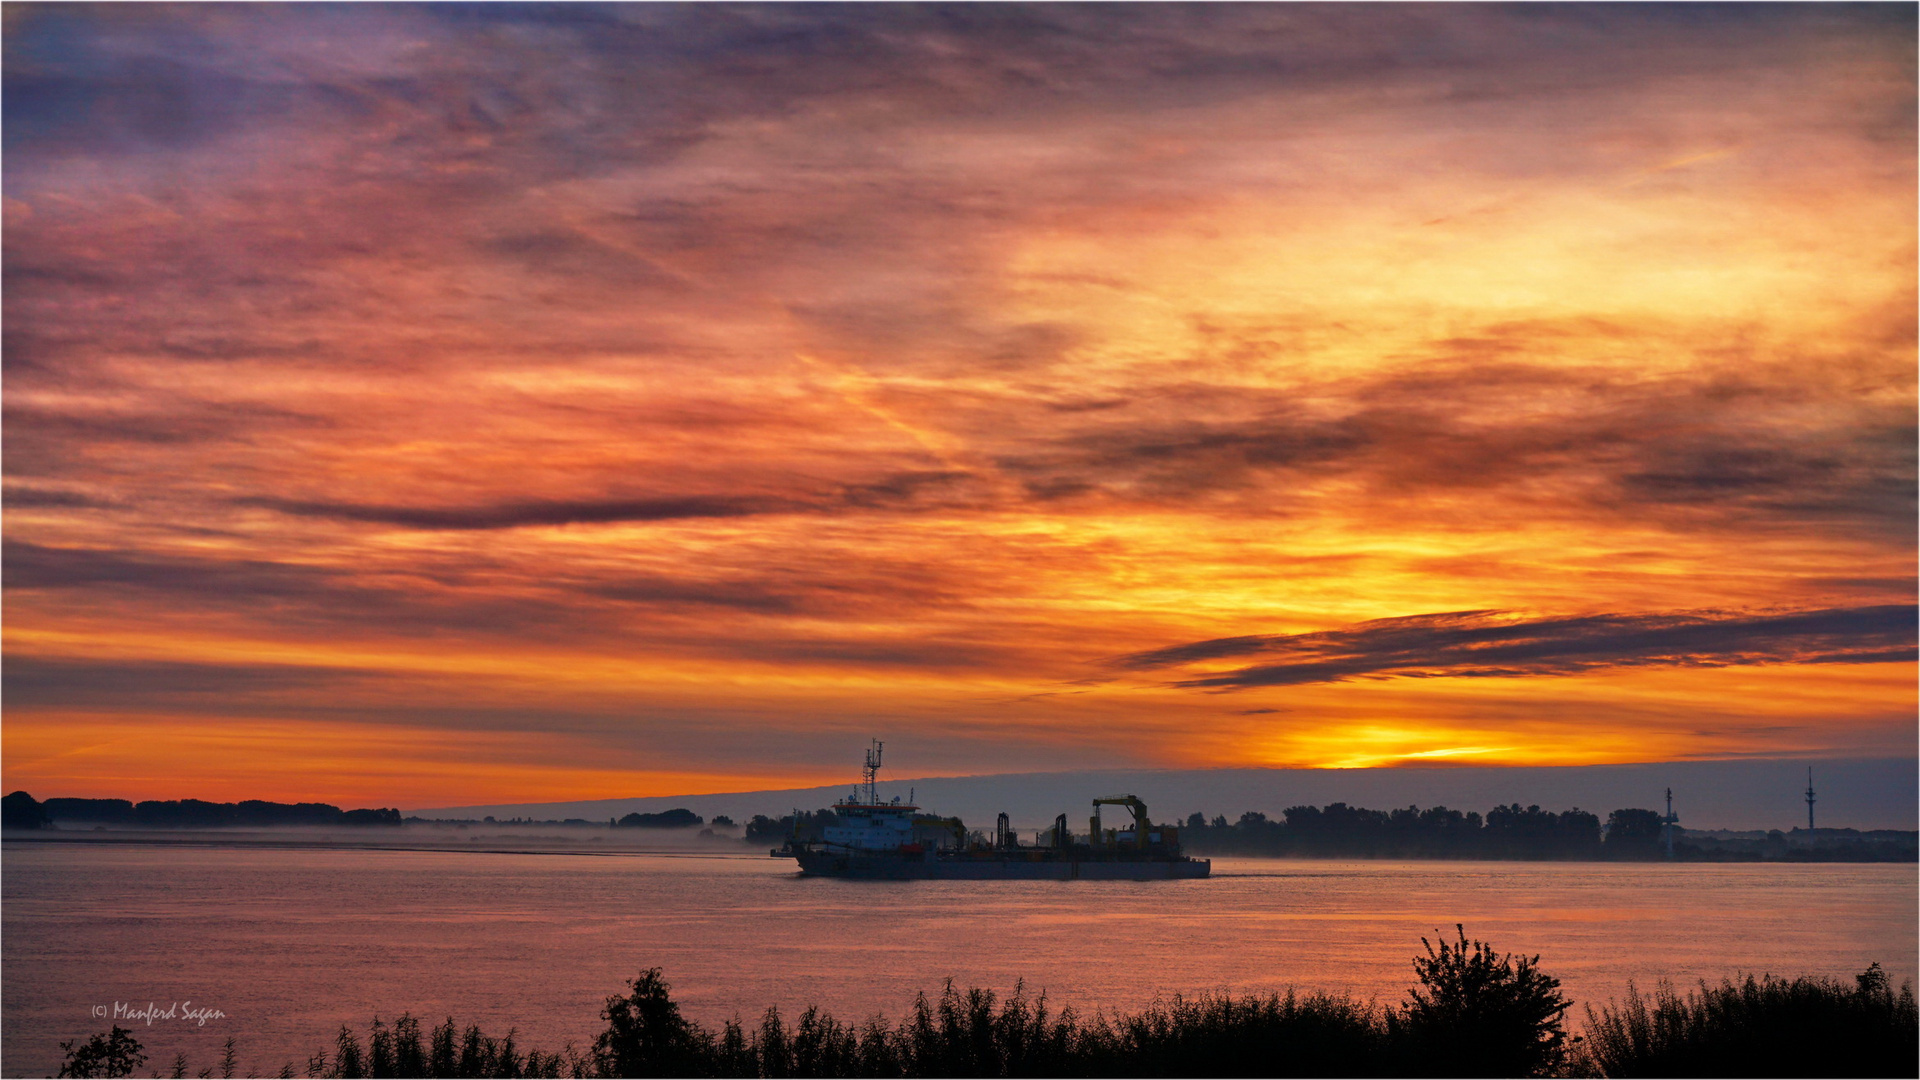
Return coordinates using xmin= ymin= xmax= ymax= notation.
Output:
xmin=238 ymin=494 xmax=796 ymax=531
xmin=1120 ymin=605 xmax=1918 ymax=689
xmin=992 ymin=363 xmax=1917 ymax=538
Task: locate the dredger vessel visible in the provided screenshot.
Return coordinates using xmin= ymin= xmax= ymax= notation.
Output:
xmin=771 ymin=742 xmax=1210 ymax=880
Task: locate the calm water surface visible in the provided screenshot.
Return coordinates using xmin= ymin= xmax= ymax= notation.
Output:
xmin=4 ymin=843 xmax=1914 ymax=1077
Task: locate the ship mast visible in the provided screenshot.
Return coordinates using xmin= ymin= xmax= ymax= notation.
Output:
xmin=862 ymin=740 xmax=884 ymax=806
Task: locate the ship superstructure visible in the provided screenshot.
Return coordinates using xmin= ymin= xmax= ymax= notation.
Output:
xmin=773 ymin=741 xmax=1209 ymax=880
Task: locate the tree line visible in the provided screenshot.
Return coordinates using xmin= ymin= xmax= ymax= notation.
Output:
xmin=741 ymin=804 xmax=1667 ymax=859
xmin=740 ymin=802 xmax=1916 ymax=861
xmin=1177 ymin=803 xmax=1645 ymax=859
xmin=2 ymin=791 xmax=401 ymax=830
xmin=1174 ymin=804 xmax=1916 ymax=861
xmin=613 ymin=809 xmax=705 ymax=829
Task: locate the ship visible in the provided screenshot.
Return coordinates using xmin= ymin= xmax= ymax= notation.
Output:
xmin=771 ymin=741 xmax=1210 ymax=880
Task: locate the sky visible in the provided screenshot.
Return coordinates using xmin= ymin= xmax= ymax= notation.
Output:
xmin=4 ymin=3 xmax=1915 ymax=807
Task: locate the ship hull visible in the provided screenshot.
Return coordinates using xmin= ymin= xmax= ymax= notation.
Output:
xmin=791 ymin=850 xmax=1210 ymax=880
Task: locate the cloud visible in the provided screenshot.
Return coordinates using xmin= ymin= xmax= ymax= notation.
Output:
xmin=238 ymin=494 xmax=796 ymax=531
xmin=1 ymin=4 xmax=1912 ymax=794
xmin=5 ymin=401 xmax=328 ymax=449
xmin=2 ymin=484 xmax=115 ymax=509
xmin=2 ymin=655 xmax=378 ymax=707
xmin=4 ymin=537 xmax=343 ymax=596
xmin=228 ymin=468 xmax=1006 ymax=532
xmin=986 ymin=359 xmax=1917 ymax=538
xmin=0 ymin=535 xmax=1001 ymax=657
xmin=1118 ymin=605 xmax=1918 ymax=689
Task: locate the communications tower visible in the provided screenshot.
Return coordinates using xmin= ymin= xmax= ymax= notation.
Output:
xmin=1805 ymin=767 xmax=1816 ymax=831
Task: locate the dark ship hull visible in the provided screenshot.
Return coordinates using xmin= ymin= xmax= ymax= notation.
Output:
xmin=790 ymin=847 xmax=1210 ymax=880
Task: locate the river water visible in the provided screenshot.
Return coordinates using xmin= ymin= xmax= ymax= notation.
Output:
xmin=3 ymin=841 xmax=1914 ymax=1077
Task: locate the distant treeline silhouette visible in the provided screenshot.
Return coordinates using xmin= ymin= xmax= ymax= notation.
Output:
xmin=613 ymin=809 xmax=703 ymax=829
xmin=56 ymin=930 xmax=1916 ymax=1078
xmin=1181 ymin=803 xmax=1615 ymax=859
xmin=1174 ymin=804 xmax=1917 ymax=861
xmin=10 ymin=789 xmax=1909 ymax=860
xmin=1676 ymin=828 xmax=1919 ymax=863
xmin=740 ymin=802 xmax=1915 ymax=861
xmin=744 ymin=809 xmax=838 ymax=844
xmin=3 ymin=791 xmax=400 ymax=829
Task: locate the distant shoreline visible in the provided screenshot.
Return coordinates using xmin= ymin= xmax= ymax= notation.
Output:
xmin=8 ymin=787 xmax=1913 ymax=861
xmin=0 ymin=832 xmax=768 ymax=859
xmin=6 ymin=827 xmax=1913 ymax=863
xmin=402 ymin=759 xmax=1920 ymax=834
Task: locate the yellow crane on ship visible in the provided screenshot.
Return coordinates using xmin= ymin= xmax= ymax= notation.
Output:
xmin=1090 ymin=795 xmax=1153 ymax=850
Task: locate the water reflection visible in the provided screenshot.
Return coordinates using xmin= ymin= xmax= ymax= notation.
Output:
xmin=4 ymin=845 xmax=1913 ymax=1077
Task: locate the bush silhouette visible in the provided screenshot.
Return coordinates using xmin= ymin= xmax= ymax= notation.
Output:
xmin=56 ymin=1026 xmax=146 ymax=1078
xmin=1395 ymin=924 xmax=1572 ymax=1076
xmin=1582 ymin=963 xmax=1919 ymax=1077
xmin=593 ymin=967 xmax=705 ymax=1077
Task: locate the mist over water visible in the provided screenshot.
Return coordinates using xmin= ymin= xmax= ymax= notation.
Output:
xmin=4 ymin=843 xmax=1914 ymax=1078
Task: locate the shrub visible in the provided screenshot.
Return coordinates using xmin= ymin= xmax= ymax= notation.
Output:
xmin=1394 ymin=924 xmax=1572 ymax=1077
xmin=1582 ymin=964 xmax=1919 ymax=1078
xmin=1107 ymin=989 xmax=1388 ymax=1077
xmin=593 ymin=968 xmax=707 ymax=1077
xmin=56 ymin=1027 xmax=147 ymax=1078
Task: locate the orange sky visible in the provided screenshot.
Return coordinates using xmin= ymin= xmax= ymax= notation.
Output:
xmin=4 ymin=5 xmax=1914 ymax=807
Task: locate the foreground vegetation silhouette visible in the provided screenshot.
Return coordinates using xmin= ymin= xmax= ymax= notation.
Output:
xmin=56 ymin=930 xmax=1915 ymax=1078
xmin=1580 ymin=963 xmax=1917 ymax=1078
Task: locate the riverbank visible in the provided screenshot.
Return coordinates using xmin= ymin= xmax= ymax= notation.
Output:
xmin=53 ymin=943 xmax=1917 ymax=1078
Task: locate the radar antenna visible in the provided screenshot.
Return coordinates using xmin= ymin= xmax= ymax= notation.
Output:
xmin=862 ymin=740 xmax=884 ymax=806
xmin=1661 ymin=787 xmax=1679 ymax=859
